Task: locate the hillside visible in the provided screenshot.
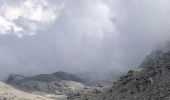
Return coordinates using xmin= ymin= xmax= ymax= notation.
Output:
xmin=68 ymin=50 xmax=170 ymax=100
xmin=0 ymin=81 xmax=55 ymax=100
xmin=6 ymin=71 xmax=85 ymax=99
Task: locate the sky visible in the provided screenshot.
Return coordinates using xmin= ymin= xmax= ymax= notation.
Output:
xmin=0 ymin=0 xmax=170 ymax=79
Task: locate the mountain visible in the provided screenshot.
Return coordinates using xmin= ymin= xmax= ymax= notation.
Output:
xmin=68 ymin=50 xmax=170 ymax=100
xmin=5 ymin=49 xmax=170 ymax=100
xmin=6 ymin=71 xmax=85 ymax=99
xmin=7 ymin=71 xmax=84 ymax=84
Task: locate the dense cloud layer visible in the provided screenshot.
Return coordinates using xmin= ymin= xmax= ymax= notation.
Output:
xmin=0 ymin=0 xmax=170 ymax=79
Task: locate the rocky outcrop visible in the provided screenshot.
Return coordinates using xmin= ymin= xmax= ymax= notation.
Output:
xmin=109 ymin=51 xmax=170 ymax=100
xmin=68 ymin=51 xmax=170 ymax=100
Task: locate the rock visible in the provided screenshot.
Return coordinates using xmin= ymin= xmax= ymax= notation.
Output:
xmin=68 ymin=50 xmax=170 ymax=100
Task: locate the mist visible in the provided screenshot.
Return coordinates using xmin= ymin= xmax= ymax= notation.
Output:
xmin=0 ymin=0 xmax=170 ymax=80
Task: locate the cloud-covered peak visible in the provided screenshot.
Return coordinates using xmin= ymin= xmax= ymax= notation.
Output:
xmin=0 ymin=0 xmax=61 ymax=38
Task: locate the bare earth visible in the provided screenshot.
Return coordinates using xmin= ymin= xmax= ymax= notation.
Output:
xmin=0 ymin=82 xmax=54 ymax=100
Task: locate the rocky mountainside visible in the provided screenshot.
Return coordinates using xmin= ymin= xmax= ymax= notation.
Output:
xmin=69 ymin=51 xmax=170 ymax=100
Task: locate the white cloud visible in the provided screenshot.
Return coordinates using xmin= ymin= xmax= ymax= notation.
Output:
xmin=59 ymin=0 xmax=117 ymax=40
xmin=0 ymin=0 xmax=61 ymax=38
xmin=83 ymin=0 xmax=116 ymax=38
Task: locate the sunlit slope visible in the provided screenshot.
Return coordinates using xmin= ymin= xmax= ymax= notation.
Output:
xmin=0 ymin=82 xmax=53 ymax=100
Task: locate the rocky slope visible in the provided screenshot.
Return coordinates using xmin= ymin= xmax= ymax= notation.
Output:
xmin=68 ymin=51 xmax=170 ymax=100
xmin=6 ymin=71 xmax=85 ymax=99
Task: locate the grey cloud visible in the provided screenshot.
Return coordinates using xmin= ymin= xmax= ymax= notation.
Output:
xmin=0 ymin=0 xmax=170 ymax=80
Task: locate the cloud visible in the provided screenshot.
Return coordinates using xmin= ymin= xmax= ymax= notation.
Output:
xmin=0 ymin=0 xmax=170 ymax=80
xmin=56 ymin=0 xmax=117 ymax=39
xmin=0 ymin=0 xmax=61 ymax=37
